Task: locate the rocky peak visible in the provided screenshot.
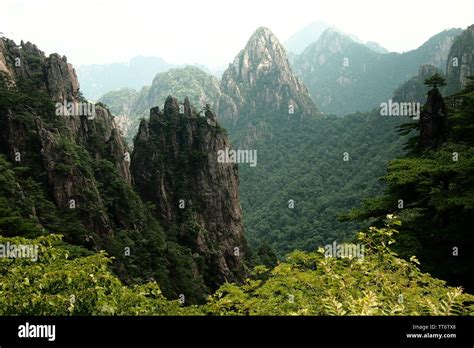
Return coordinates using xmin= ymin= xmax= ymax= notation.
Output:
xmin=219 ymin=27 xmax=318 ymax=128
xmin=106 ymin=66 xmax=222 ymax=142
xmin=0 ymin=37 xmax=131 ymax=241
xmin=164 ymin=95 xmax=180 ymax=115
xmin=44 ymin=53 xmax=80 ymax=102
xmin=131 ymin=97 xmax=249 ymax=288
xmin=183 ymin=96 xmax=192 ymax=117
xmin=230 ymin=27 xmax=291 ymax=84
xmin=0 ymin=39 xmax=80 ymax=102
xmin=307 ymin=28 xmax=359 ymax=56
xmin=0 ymin=39 xmax=45 ymax=78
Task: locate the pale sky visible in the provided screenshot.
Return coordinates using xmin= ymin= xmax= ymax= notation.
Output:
xmin=2 ymin=0 xmax=473 ymax=68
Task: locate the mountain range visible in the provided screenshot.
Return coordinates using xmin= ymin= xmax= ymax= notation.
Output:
xmin=283 ymin=20 xmax=388 ymax=54
xmin=1 ymin=21 xmax=473 ymax=307
xmin=92 ymin=24 xmax=474 ymax=258
xmin=0 ymin=38 xmax=249 ymax=303
xmin=97 ymin=25 xmax=465 ymax=141
xmin=292 ymin=27 xmax=462 ymax=115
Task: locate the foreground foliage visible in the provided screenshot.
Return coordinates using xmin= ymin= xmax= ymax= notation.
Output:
xmin=0 ymin=234 xmax=192 ymax=315
xmin=1 ymin=217 xmax=473 ymax=315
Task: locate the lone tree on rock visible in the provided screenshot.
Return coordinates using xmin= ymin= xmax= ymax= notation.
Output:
xmin=424 ymin=73 xmax=447 ymax=88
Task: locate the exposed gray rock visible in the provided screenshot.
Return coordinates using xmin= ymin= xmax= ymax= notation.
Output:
xmin=132 ymin=96 xmax=249 ymax=287
xmin=446 ymin=24 xmax=474 ymax=94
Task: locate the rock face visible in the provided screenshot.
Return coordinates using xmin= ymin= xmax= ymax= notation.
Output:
xmin=392 ymin=64 xmax=442 ymax=104
xmin=0 ymin=37 xmax=250 ymax=300
xmin=420 ymin=87 xmax=448 ymax=148
xmin=419 ymin=29 xmax=463 ymax=69
xmin=446 ymin=24 xmax=474 ymax=95
xmin=0 ymin=38 xmax=131 ymax=242
xmin=220 ymin=27 xmax=317 ymax=120
xmin=0 ymin=38 xmax=131 ymax=184
xmin=218 ymin=27 xmax=318 ymax=145
xmin=293 ymin=28 xmax=462 ymax=115
xmin=44 ymin=53 xmax=81 ymax=102
xmin=131 ymin=96 xmax=248 ymax=287
xmin=97 ymin=88 xmax=137 ymax=139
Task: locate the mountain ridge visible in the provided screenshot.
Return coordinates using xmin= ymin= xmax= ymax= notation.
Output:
xmin=292 ymin=27 xmax=463 ymax=115
xmin=0 ymin=37 xmax=249 ymax=302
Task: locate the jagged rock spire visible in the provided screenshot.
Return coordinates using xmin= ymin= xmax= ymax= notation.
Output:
xmin=218 ymin=26 xmax=318 ymax=125
xmin=164 ymin=95 xmax=180 ymax=115
xmin=183 ymin=96 xmax=192 ymax=117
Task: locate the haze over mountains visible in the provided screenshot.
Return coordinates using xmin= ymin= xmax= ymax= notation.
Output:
xmin=283 ymin=20 xmax=388 ymax=55
xmin=77 ymin=56 xmax=173 ymax=100
xmin=1 ymin=3 xmax=474 ymax=316
xmin=293 ymin=27 xmax=462 ymax=115
xmin=79 ymin=20 xmax=396 ymax=102
xmin=80 ymin=21 xmax=460 ymax=111
xmin=94 ymin=24 xmax=464 ymax=134
xmin=95 ymin=23 xmax=473 ymax=259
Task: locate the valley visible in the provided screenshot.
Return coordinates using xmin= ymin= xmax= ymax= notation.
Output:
xmin=0 ymin=6 xmax=473 ymax=317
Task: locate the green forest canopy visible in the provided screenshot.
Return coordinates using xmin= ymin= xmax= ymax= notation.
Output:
xmin=1 ymin=216 xmax=473 ymax=315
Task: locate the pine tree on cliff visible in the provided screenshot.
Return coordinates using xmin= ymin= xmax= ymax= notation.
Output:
xmin=346 ymin=77 xmax=474 ymax=292
xmin=424 ymin=73 xmax=447 ymax=88
xmin=420 ymin=74 xmax=448 ymax=148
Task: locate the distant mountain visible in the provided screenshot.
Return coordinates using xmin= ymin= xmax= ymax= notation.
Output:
xmin=284 ymin=21 xmax=333 ymax=54
xmin=292 ymin=28 xmax=462 ymax=115
xmin=98 ymin=66 xmax=221 ymax=141
xmin=97 ymin=88 xmax=138 ymax=138
xmin=383 ymin=25 xmax=474 ymax=104
xmin=365 ymin=41 xmax=389 ymax=54
xmin=218 ymin=27 xmax=318 ymax=145
xmin=284 ymin=20 xmax=387 ymax=55
xmin=215 ymin=27 xmax=407 ymax=256
xmin=76 ymin=56 xmax=173 ymax=100
xmin=134 ymin=65 xmax=222 ymax=115
xmin=98 ymin=88 xmax=138 ymax=116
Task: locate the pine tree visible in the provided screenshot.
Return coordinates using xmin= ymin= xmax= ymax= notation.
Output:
xmin=346 ymin=78 xmax=474 ymax=292
xmin=424 ymin=73 xmax=447 ymax=88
